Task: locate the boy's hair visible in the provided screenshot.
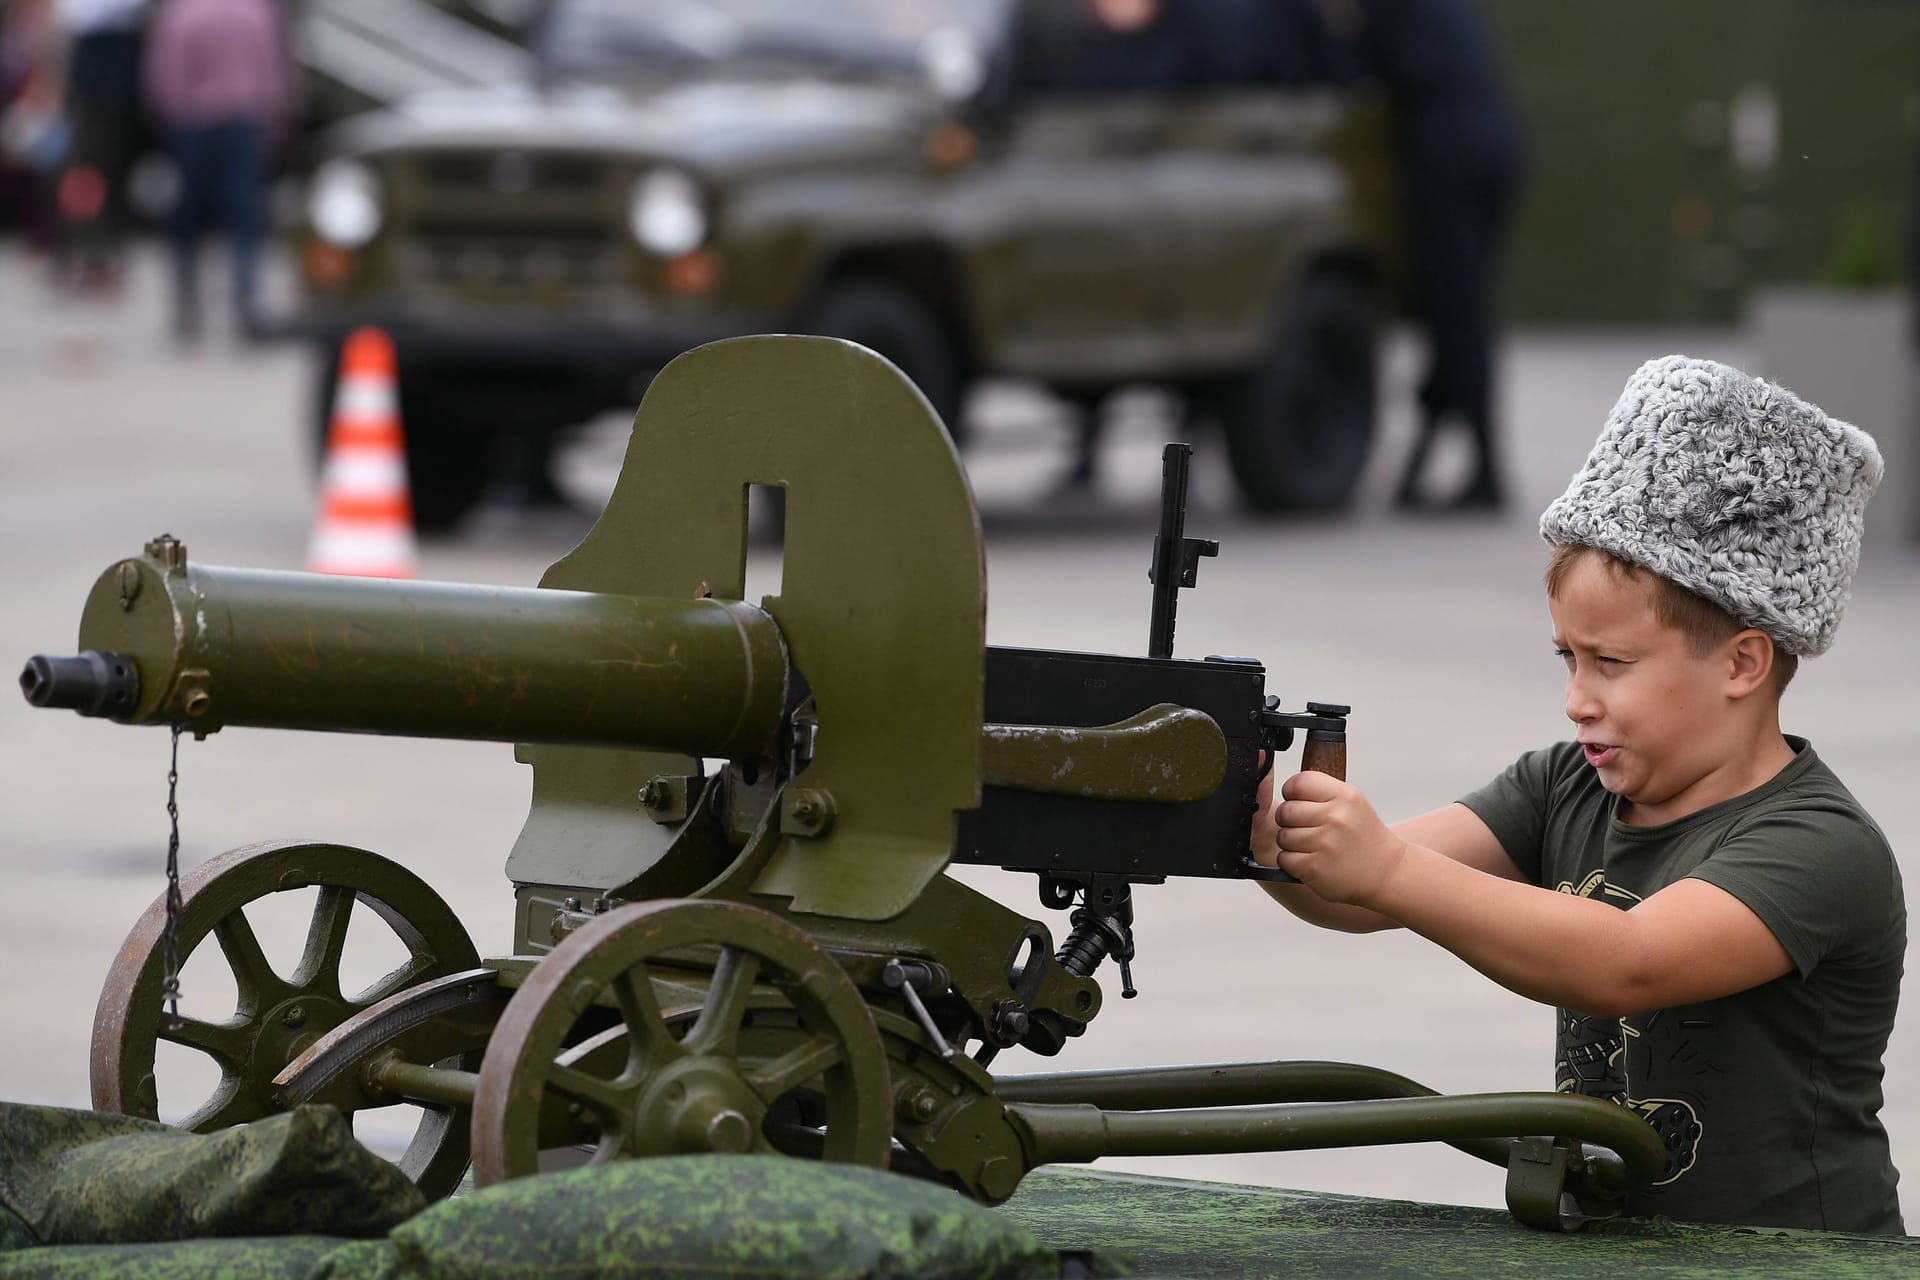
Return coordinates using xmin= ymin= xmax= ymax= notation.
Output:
xmin=1545 ymin=543 xmax=1798 ymax=693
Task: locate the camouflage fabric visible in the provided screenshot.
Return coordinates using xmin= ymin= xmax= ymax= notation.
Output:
xmin=385 ymin=1154 xmax=1083 ymax=1279
xmin=998 ymin=1167 xmax=1920 ymax=1279
xmin=0 ymin=1206 xmax=35 ymax=1254
xmin=0 ymin=1104 xmax=424 ymax=1247
xmin=0 ymin=1237 xmax=353 ymax=1280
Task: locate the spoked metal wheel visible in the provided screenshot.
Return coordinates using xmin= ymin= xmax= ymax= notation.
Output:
xmin=470 ymin=898 xmax=891 ymax=1184
xmin=91 ymin=840 xmax=479 ymax=1185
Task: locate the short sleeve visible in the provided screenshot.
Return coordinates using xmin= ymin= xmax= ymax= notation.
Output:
xmin=1685 ymin=806 xmax=1901 ymax=977
xmin=1457 ymin=745 xmax=1573 ymax=885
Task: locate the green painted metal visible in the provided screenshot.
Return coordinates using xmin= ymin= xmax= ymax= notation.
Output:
xmin=1005 ymin=1092 xmax=1666 ymax=1194
xmin=77 ymin=546 xmax=787 ymax=761
xmin=790 ymin=875 xmax=1103 ymax=1062
xmin=982 ymin=704 xmax=1227 ymax=803
xmin=997 ymin=1059 xmax=1514 ymax=1168
xmin=365 ymin=1060 xmax=480 ymax=1111
xmin=533 ymin=335 xmax=984 ymax=922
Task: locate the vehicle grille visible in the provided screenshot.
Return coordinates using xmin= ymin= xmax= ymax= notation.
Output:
xmin=415 ymin=152 xmax=605 ymax=196
xmin=384 ymin=150 xmax=628 ymax=295
xmin=397 ymin=231 xmax=626 ymax=292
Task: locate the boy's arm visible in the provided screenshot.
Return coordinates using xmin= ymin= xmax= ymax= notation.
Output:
xmin=1252 ymin=767 xmax=1528 ymax=933
xmin=1274 ymin=771 xmax=1795 ymax=1016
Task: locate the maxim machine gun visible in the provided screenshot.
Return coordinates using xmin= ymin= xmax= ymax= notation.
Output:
xmin=22 ymin=338 xmax=1662 ymax=1230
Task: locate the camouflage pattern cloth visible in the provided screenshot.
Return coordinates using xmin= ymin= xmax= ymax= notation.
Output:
xmin=0 ymin=1237 xmax=354 ymax=1279
xmin=0 ymin=1104 xmax=1121 ymax=1278
xmin=380 ymin=1155 xmax=1090 ymax=1279
xmin=0 ymin=1103 xmax=424 ymax=1246
xmin=1000 ymin=1167 xmax=1920 ymax=1279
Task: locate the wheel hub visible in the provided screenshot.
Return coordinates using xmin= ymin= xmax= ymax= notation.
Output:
xmin=250 ymin=995 xmax=350 ymax=1091
xmin=630 ymin=1055 xmax=764 ymax=1156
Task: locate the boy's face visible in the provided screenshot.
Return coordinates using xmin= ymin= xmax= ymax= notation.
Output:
xmin=1547 ymin=552 xmax=1733 ymax=818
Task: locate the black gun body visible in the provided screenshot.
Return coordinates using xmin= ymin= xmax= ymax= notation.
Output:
xmin=953 ymin=646 xmax=1265 ymax=881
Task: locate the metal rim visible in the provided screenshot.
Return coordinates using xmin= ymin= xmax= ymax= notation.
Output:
xmin=90 ymin=839 xmax=479 ymax=1179
xmin=470 ymin=898 xmax=891 ymax=1184
xmin=273 ymin=967 xmax=509 ymax=1200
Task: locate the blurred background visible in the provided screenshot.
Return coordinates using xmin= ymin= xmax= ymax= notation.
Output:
xmin=3 ymin=0 xmax=1919 ymax=1226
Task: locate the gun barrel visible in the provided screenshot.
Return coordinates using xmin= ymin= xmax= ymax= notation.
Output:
xmin=32 ymin=546 xmax=788 ymax=760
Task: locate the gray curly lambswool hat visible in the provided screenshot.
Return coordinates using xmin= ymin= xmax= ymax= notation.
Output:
xmin=1539 ymin=355 xmax=1881 ymax=656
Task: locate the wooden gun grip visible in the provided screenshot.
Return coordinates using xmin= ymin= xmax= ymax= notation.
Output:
xmin=1301 ymin=732 xmax=1346 ymax=782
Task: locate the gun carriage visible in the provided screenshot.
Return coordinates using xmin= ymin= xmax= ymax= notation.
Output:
xmin=22 ymin=336 xmax=1662 ymax=1230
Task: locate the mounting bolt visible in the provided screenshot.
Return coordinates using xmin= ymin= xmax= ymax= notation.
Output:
xmin=282 ymin=1006 xmax=306 ymax=1029
xmin=976 ymin=1155 xmax=1019 ymax=1201
xmin=117 ymin=562 xmax=141 ymax=610
xmin=779 ymin=786 xmax=835 ymax=837
xmin=706 ymin=1109 xmax=753 ymax=1153
xmin=897 ymin=1086 xmax=941 ymax=1125
xmin=638 ymin=774 xmax=692 ymax=823
xmin=989 ymin=1000 xmax=1030 ymax=1047
xmin=144 ymin=534 xmax=187 ymax=572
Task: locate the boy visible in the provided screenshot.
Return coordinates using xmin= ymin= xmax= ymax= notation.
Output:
xmin=1252 ymin=355 xmax=1904 ymax=1233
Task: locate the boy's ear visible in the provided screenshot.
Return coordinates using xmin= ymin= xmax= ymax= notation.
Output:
xmin=1725 ymin=629 xmax=1777 ymax=698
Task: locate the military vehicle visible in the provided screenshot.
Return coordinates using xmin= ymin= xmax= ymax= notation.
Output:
xmin=287 ymin=0 xmax=1391 ymax=529
xmin=24 ymin=337 xmax=1655 ymax=1229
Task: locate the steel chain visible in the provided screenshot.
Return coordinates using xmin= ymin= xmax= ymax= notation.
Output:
xmin=162 ymin=724 xmax=183 ymax=1028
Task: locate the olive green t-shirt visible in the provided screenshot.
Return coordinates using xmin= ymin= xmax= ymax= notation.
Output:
xmin=1459 ymin=737 xmax=1905 ymax=1234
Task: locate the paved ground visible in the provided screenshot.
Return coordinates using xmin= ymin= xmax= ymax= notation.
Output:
xmin=4 ymin=245 xmax=1919 ymax=1221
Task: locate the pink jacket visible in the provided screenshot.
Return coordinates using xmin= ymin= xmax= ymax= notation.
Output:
xmin=143 ymin=0 xmax=287 ymax=128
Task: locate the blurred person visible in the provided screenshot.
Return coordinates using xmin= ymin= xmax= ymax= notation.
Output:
xmin=1030 ymin=0 xmax=1343 ymax=493
xmin=143 ymin=0 xmax=285 ymax=342
xmin=0 ymin=0 xmax=68 ymax=258
xmin=1333 ymin=0 xmax=1525 ymax=513
xmin=56 ymin=0 xmax=145 ymax=293
xmin=1012 ymin=0 xmax=1195 ymax=492
xmin=1251 ymin=358 xmax=1901 ymax=1232
xmin=1188 ymin=0 xmax=1341 ymax=89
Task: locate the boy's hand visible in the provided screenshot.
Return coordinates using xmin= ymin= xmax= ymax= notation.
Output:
xmin=1273 ymin=771 xmax=1409 ymax=906
xmin=1250 ymin=755 xmax=1282 ymax=868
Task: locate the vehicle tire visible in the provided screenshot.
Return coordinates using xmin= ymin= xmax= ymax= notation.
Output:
xmin=1214 ymin=270 xmax=1379 ymax=513
xmin=309 ymin=344 xmax=491 ymax=534
xmin=800 ymin=279 xmax=967 ymax=444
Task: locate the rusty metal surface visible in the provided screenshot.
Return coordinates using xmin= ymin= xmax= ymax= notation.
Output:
xmin=90 ymin=841 xmax=479 ymax=1187
xmin=470 ymin=898 xmax=891 ymax=1184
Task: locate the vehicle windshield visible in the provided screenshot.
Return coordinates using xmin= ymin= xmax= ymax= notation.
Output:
xmin=537 ymin=0 xmax=1009 ymax=84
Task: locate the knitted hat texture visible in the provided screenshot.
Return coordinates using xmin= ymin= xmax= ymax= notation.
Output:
xmin=1539 ymin=355 xmax=1881 ymax=656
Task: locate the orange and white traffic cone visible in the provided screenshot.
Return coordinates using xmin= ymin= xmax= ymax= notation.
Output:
xmin=308 ymin=327 xmax=418 ymax=578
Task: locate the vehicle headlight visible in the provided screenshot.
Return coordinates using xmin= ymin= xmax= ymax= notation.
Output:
xmin=308 ymin=160 xmax=383 ymax=249
xmin=629 ymin=168 xmax=707 ymax=256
